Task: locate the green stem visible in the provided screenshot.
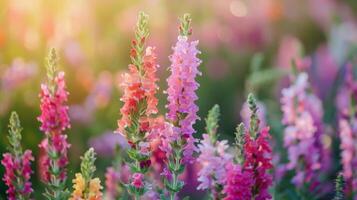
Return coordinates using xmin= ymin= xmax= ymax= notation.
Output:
xmin=135 ymin=193 xmax=140 ymax=200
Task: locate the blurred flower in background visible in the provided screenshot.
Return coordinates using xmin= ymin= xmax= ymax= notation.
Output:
xmin=0 ymin=0 xmax=357 ymax=199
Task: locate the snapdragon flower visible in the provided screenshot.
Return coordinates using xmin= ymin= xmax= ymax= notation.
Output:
xmin=281 ymin=72 xmax=328 ymax=187
xmin=197 ymin=105 xmax=232 ymax=199
xmin=337 ymin=64 xmax=357 ymax=198
xmin=243 ymin=94 xmax=273 ymax=199
xmin=1 ymin=112 xmax=34 ymax=200
xmin=166 ymin=33 xmax=201 ymax=162
xmin=70 ymin=148 xmax=103 ymax=200
xmin=223 ymin=94 xmax=273 ymax=200
xmin=116 ymin=12 xmax=159 ymax=199
xmin=38 ymin=48 xmax=71 ymax=199
xmin=223 ymin=162 xmax=254 ymax=200
xmin=161 ymin=13 xmax=202 ymax=200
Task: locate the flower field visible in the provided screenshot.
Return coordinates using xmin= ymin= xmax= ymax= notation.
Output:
xmin=0 ymin=0 xmax=357 ymax=199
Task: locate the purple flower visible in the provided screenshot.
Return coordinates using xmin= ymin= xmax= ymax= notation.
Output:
xmin=89 ymin=131 xmax=129 ymax=156
xmin=197 ymin=134 xmax=232 ymax=191
xmin=1 ymin=58 xmax=37 ymax=91
xmin=337 ymin=64 xmax=357 ymax=197
xmin=281 ymin=72 xmax=329 ymax=187
xmin=166 ymin=35 xmax=202 ymax=162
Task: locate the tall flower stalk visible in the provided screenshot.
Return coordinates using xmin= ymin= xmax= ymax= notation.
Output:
xmin=163 ymin=13 xmax=201 ymax=200
xmin=337 ymin=64 xmax=357 ymax=199
xmin=38 ymin=48 xmax=71 ymax=199
xmin=197 ymin=105 xmax=232 ymax=199
xmin=1 ymin=112 xmax=34 ymax=200
xmin=223 ymin=94 xmax=272 ymax=200
xmin=281 ymin=71 xmax=327 ymax=188
xmin=117 ymin=12 xmax=159 ymax=199
xmin=69 ymin=148 xmax=103 ymax=200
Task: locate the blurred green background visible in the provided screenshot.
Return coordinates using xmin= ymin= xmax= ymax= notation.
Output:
xmin=1 ymin=0 xmax=357 ymax=199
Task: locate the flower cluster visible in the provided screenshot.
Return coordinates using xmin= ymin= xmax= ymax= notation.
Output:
xmin=281 ymin=72 xmax=327 ymax=187
xmin=114 ymin=12 xmax=160 ymax=199
xmin=1 ymin=112 xmax=34 ymax=200
xmin=243 ymin=126 xmax=273 ymax=199
xmin=158 ymin=13 xmax=202 ymax=200
xmin=117 ymin=12 xmax=159 ymax=139
xmin=38 ymin=48 xmax=71 ymax=199
xmin=166 ymin=32 xmax=201 ymax=163
xmin=337 ymin=65 xmax=357 ymax=198
xmin=223 ymin=163 xmax=254 ymax=200
xmin=38 ymin=71 xmax=70 ymax=133
xmin=70 ymin=148 xmax=103 ymax=200
xmin=197 ymin=105 xmax=232 ymax=198
xmin=229 ymin=94 xmax=272 ymax=200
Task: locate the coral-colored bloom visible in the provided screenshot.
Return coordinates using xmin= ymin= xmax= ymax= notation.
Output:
xmin=223 ymin=163 xmax=254 ymax=200
xmin=117 ymin=47 xmax=159 ymax=138
xmin=166 ymin=36 xmax=201 ymax=162
xmin=1 ymin=150 xmax=34 ymax=200
xmin=38 ymin=71 xmax=70 ymax=133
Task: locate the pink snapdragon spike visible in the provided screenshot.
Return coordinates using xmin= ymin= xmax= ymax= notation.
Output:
xmin=197 ymin=134 xmax=231 ymax=190
xmin=281 ymin=71 xmax=329 ymax=188
xmin=223 ymin=162 xmax=254 ymax=200
xmin=222 ymin=94 xmax=273 ymax=200
xmin=38 ymin=48 xmax=71 ymax=199
xmin=243 ymin=94 xmax=273 ymax=200
xmin=197 ymin=105 xmax=232 ymax=199
xmin=166 ymin=14 xmax=201 ymax=163
xmin=337 ymin=64 xmax=357 ymax=198
xmin=38 ymin=71 xmax=70 ymax=133
xmin=160 ymin=13 xmax=202 ymax=200
xmin=1 ymin=112 xmax=34 ymax=200
xmin=244 ymin=127 xmax=273 ymax=200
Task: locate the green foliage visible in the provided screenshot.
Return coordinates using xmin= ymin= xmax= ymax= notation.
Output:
xmin=333 ymin=173 xmax=345 ymax=200
xmin=80 ymin=148 xmax=97 ymax=181
xmin=46 ymin=48 xmax=58 ymax=95
xmin=247 ymin=93 xmax=259 ymax=138
xmin=234 ymin=123 xmax=245 ymax=164
xmin=179 ymin=13 xmax=192 ymax=36
xmin=131 ymin=11 xmax=149 ymax=73
xmin=205 ymin=104 xmax=220 ymax=143
xmin=7 ymin=111 xmax=23 ymax=157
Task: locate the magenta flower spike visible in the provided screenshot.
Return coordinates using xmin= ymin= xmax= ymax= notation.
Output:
xmin=223 ymin=94 xmax=272 ymax=200
xmin=1 ymin=112 xmax=34 ymax=200
xmin=38 ymin=48 xmax=71 ymax=199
